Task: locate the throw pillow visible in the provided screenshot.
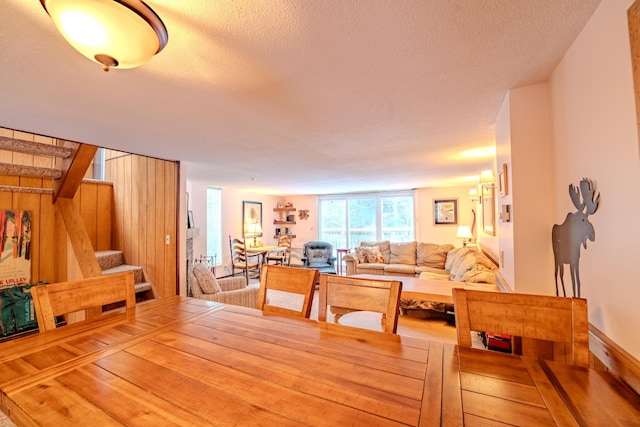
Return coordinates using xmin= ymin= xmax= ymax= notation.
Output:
xmin=416 ymin=243 xmax=454 ymax=268
xmin=362 ymin=246 xmax=385 ymax=263
xmin=390 ymin=241 xmax=417 ymax=265
xmin=355 ymin=247 xmax=368 ymax=263
xmin=361 ymin=240 xmax=391 ymax=263
xmin=193 ymin=263 xmax=221 ymax=294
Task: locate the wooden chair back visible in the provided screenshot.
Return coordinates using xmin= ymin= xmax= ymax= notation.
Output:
xmin=318 ymin=274 xmax=402 ymax=334
xmin=229 ymin=235 xmax=260 ymax=284
xmin=452 ymin=289 xmax=589 ymax=366
xmin=257 ymin=265 xmax=319 ymax=318
xmin=266 ymin=234 xmax=293 ymax=265
xmin=31 ymin=272 xmax=136 ymax=333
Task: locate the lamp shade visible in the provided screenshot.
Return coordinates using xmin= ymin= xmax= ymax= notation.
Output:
xmin=40 ymin=0 xmax=168 ymax=71
xmin=244 ymin=222 xmax=263 ymax=236
xmin=456 ymin=225 xmax=473 ymax=240
xmin=479 ymin=169 xmax=495 ymax=184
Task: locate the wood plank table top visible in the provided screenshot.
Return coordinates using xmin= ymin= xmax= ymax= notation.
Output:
xmin=352 ymin=274 xmax=499 ymax=304
xmin=0 ymin=296 xmax=638 ymax=426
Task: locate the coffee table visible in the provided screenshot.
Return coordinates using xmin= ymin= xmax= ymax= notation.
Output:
xmin=351 ymin=274 xmax=499 ymax=304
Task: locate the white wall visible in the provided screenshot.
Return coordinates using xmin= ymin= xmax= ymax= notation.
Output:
xmin=497 ymin=84 xmax=556 ymax=295
xmin=415 ymin=186 xmax=482 ymax=245
xmin=547 ymin=0 xmax=640 ymax=357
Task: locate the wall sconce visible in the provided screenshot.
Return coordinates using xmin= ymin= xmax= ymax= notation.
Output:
xmin=468 ymin=188 xmax=480 ymax=203
xmin=244 ymin=222 xmax=263 ymax=247
xmin=40 ymin=0 xmax=168 ymax=71
xmin=456 ymin=225 xmax=474 ymax=247
xmin=479 ymin=169 xmax=496 ymax=186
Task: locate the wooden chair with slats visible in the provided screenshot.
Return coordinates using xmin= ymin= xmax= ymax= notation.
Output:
xmin=318 ymin=274 xmax=402 ymax=334
xmin=229 ymin=235 xmax=261 ymax=285
xmin=31 ymin=271 xmax=136 ymax=333
xmin=265 ymin=234 xmax=293 ymax=266
xmin=257 ymin=265 xmax=319 ymax=318
xmin=452 ymin=288 xmax=589 ymax=366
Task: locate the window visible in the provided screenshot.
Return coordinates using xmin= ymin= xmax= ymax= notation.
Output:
xmin=206 ymin=187 xmax=222 ymax=267
xmin=319 ymin=191 xmax=414 ymax=251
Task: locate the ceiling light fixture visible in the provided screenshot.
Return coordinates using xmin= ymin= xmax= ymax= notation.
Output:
xmin=40 ymin=0 xmax=168 ymax=71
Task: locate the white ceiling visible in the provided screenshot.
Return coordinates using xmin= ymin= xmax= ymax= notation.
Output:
xmin=1 ymin=0 xmax=600 ymax=195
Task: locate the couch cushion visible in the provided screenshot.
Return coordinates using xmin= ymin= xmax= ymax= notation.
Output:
xmin=390 ymin=241 xmax=417 ymax=265
xmin=416 ymin=243 xmax=454 ymax=268
xmin=355 ymin=263 xmax=386 ymax=274
xmin=193 ymin=263 xmax=221 ymax=294
xmin=415 ymin=265 xmax=448 ymax=275
xmin=361 ymin=240 xmax=391 ymax=263
xmin=418 ymin=271 xmax=450 ymax=281
xmin=385 ymin=263 xmax=417 ymax=275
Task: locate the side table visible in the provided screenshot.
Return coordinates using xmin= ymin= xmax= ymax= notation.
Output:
xmin=336 ymin=248 xmax=349 ymax=275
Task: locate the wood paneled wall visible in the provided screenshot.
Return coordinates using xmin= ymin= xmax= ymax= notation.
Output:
xmin=73 ymin=180 xmax=113 ymax=252
xmin=105 ymin=150 xmax=178 ymax=299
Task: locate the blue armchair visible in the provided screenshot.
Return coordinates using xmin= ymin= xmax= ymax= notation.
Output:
xmin=302 ymin=241 xmax=337 ymax=274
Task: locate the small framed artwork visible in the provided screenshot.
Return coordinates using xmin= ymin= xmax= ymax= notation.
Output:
xmin=433 ymin=199 xmax=458 ymax=225
xmin=242 ymin=201 xmax=263 ymax=235
xmin=498 ymin=163 xmax=508 ymax=197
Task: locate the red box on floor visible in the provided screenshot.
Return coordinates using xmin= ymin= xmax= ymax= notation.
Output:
xmin=483 ymin=332 xmax=512 ymax=353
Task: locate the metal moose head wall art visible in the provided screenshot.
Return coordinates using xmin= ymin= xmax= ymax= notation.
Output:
xmin=552 ymin=178 xmax=600 ymax=298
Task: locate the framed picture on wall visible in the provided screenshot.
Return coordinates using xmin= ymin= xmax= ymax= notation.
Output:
xmin=433 ymin=199 xmax=458 ymax=225
xmin=242 ymin=201 xmax=262 ymax=236
xmin=499 ymin=163 xmax=508 ymax=197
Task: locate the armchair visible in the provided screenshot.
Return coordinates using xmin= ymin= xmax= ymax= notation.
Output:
xmin=302 ymin=241 xmax=337 ymax=274
xmin=190 ymin=263 xmax=259 ymax=308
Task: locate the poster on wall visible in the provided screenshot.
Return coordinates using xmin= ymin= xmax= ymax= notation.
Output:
xmin=0 ymin=210 xmax=31 ymax=289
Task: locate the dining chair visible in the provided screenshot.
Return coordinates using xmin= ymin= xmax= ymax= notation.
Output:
xmin=266 ymin=234 xmax=293 ymax=266
xmin=452 ymin=288 xmax=589 ymax=366
xmin=318 ymin=274 xmax=402 ymax=334
xmin=31 ymin=271 xmax=136 ymax=333
xmin=229 ymin=235 xmax=261 ymax=285
xmin=257 ymin=265 xmax=319 ymax=318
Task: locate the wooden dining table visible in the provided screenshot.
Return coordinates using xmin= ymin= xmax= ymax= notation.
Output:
xmin=0 ymin=296 xmax=638 ymax=426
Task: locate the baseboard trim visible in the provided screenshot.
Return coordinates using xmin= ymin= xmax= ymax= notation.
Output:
xmin=589 ymin=323 xmax=640 ymax=396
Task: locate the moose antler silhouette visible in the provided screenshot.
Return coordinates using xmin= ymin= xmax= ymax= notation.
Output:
xmin=552 ymin=178 xmax=600 ymax=297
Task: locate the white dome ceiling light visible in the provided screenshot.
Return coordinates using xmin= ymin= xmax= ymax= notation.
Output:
xmin=40 ymin=0 xmax=168 ymax=71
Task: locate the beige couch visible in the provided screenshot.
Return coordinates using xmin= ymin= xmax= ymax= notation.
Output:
xmin=344 ymin=240 xmax=497 ymax=284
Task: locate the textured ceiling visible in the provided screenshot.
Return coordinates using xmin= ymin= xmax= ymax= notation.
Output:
xmin=0 ymin=0 xmax=600 ymax=194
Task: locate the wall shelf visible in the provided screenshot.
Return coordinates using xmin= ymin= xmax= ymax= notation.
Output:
xmin=274 ymin=220 xmax=296 ymax=225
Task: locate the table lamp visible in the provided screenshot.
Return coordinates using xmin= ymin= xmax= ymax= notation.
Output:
xmin=244 ymin=222 xmax=262 ymax=247
xmin=456 ymin=225 xmax=473 ymax=247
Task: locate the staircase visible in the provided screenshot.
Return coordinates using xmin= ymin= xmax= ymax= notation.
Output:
xmin=96 ymin=250 xmax=156 ymax=304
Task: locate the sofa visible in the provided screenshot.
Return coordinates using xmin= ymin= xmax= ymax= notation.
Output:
xmin=344 ymin=240 xmax=497 ymax=284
